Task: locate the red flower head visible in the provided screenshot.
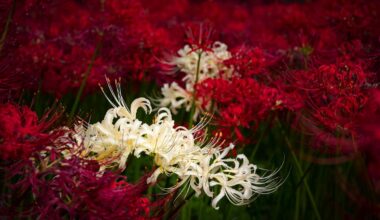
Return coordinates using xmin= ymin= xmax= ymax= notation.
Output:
xmin=286 ymin=61 xmax=370 ymax=153
xmin=197 ymin=77 xmax=282 ymax=143
xmin=224 ymin=46 xmax=268 ymax=77
xmin=0 ymin=103 xmax=60 ymax=160
xmin=2 ymin=135 xmax=157 ymax=219
xmin=183 ymin=22 xmax=216 ymax=53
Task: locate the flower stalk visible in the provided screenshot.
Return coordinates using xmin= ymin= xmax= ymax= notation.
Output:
xmin=188 ymin=51 xmax=202 ymax=128
xmin=69 ymin=36 xmax=103 ymax=120
xmin=0 ymin=0 xmax=16 ymax=53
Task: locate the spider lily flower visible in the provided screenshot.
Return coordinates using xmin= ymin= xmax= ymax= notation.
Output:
xmin=171 ymin=41 xmax=233 ymax=86
xmin=159 ymin=82 xmax=193 ymax=114
xmin=77 ymin=85 xmax=281 ymax=209
xmin=4 ymin=144 xmax=154 ymax=219
xmin=0 ymin=103 xmax=62 ymax=160
xmin=81 ymin=97 xmax=152 ymax=170
xmin=156 ymin=41 xmax=234 ymax=119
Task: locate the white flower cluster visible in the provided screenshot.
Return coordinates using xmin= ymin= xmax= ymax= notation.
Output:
xmin=158 ymin=41 xmax=234 ymax=119
xmin=77 ymin=87 xmax=279 ymax=209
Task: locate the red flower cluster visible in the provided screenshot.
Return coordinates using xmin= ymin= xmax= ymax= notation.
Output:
xmin=1 ymin=0 xmax=175 ymax=97
xmin=149 ymin=0 xmax=379 ymax=147
xmin=197 ymin=77 xmax=281 ymax=143
xmin=0 ymin=103 xmax=60 ymax=160
xmin=0 ymin=104 xmax=162 ymax=219
xmin=284 ymin=63 xmax=369 ymax=152
xmin=191 ymin=45 xmax=301 ymax=143
xmin=3 ymin=155 xmax=153 ymax=219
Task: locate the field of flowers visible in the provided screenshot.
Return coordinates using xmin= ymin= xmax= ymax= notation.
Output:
xmin=0 ymin=0 xmax=379 ymax=219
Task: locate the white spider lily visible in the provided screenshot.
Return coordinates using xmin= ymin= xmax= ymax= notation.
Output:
xmin=77 ymin=84 xmax=281 ymax=209
xmin=172 ymin=41 xmax=233 ymax=85
xmin=80 ymin=97 xmax=151 ymax=169
xmin=159 ymin=82 xmax=192 ymax=114
xmin=158 ymin=82 xmax=204 ymax=120
xmin=157 ymin=41 xmax=234 ymax=119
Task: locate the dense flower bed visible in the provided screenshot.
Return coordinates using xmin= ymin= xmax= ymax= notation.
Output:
xmin=0 ymin=0 xmax=379 ymax=219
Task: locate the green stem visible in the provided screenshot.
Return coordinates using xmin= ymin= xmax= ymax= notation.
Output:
xmin=168 ymin=191 xmax=195 ymax=220
xmin=249 ymin=120 xmax=272 ymax=161
xmin=294 ymin=164 xmax=313 ymax=189
xmin=248 ymin=114 xmax=275 ymax=164
xmin=69 ymin=38 xmax=102 ymax=120
xmin=0 ymin=0 xmax=16 ymax=53
xmin=295 ymin=186 xmax=300 ymax=220
xmin=188 ymin=52 xmax=202 ymax=128
xmin=31 ymin=73 xmax=44 ymax=115
xmin=277 ymin=119 xmax=321 ymax=220
xmin=287 ymin=138 xmax=321 ymax=219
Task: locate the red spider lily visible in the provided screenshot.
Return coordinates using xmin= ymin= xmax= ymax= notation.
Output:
xmin=2 ymin=150 xmax=154 ymax=219
xmin=188 ymin=43 xmax=303 ymax=144
xmin=312 ymin=95 xmax=367 ymax=133
xmin=0 ymin=103 xmax=61 ymax=160
xmin=282 ymin=61 xmax=371 ymax=153
xmin=14 ymin=43 xmax=107 ymax=98
xmin=0 ymin=104 xmax=167 ymax=219
xmin=291 ymin=62 xmax=367 ymax=110
xmin=140 ymin=0 xmax=252 ymax=46
xmin=182 ymin=23 xmax=216 ymax=53
xmin=197 ymin=77 xmax=282 ymax=143
xmin=2 ymin=0 xmax=176 ymax=97
xmin=247 ymin=0 xmax=380 ymax=66
xmin=2 ymin=0 xmax=108 ymax=97
xmin=223 ymin=46 xmax=268 ymax=77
